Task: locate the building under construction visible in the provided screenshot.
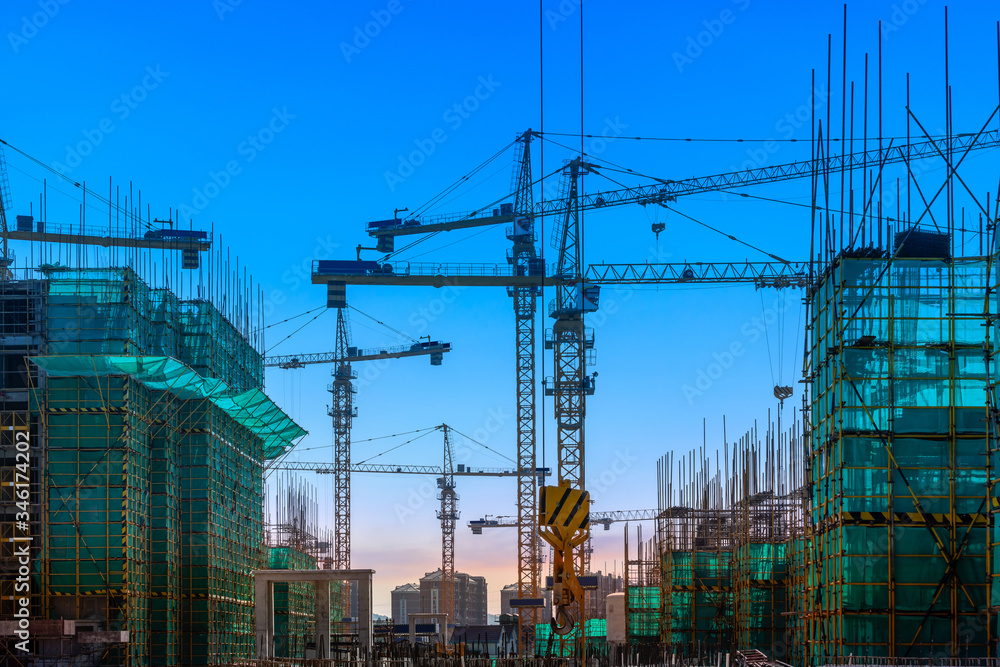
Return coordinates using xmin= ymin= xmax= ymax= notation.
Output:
xmin=618 ymin=233 xmax=998 ymax=664
xmin=5 ymin=8 xmax=1000 ymax=667
xmin=0 ymin=263 xmax=311 ymax=665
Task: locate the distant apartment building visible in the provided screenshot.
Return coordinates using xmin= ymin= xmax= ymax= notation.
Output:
xmin=390 ymin=583 xmax=421 ymax=623
xmin=418 ymin=569 xmax=488 ymax=625
xmin=499 ymin=583 xmax=552 ymax=623
xmin=585 ymin=571 xmax=624 ymax=619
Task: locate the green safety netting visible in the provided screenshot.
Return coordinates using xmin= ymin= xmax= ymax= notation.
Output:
xmin=535 ymin=619 xmax=607 ymax=657
xmin=28 ymin=355 xmax=305 ymax=459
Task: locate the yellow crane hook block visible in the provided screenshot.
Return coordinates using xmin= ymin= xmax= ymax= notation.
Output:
xmin=539 ymin=484 xmax=590 ymax=532
xmin=538 ymin=483 xmax=591 ymax=636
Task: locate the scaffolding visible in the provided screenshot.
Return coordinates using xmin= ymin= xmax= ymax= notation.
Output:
xmin=264 ymin=472 xmax=343 ymax=659
xmin=0 ymin=267 xmax=304 ymax=666
xmin=731 ymin=419 xmax=806 ymax=662
xmin=534 ymin=619 xmax=607 ymax=658
xmin=624 ymin=527 xmax=660 ymax=646
xmin=626 ymin=249 xmax=995 ymax=666
xmin=806 ymin=252 xmax=993 ymax=661
xmin=655 ymin=451 xmax=736 ymax=661
xmin=622 ymin=414 xmax=805 ymax=663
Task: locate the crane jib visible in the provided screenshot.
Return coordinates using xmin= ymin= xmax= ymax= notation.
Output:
xmin=363 ymin=128 xmax=999 ymax=238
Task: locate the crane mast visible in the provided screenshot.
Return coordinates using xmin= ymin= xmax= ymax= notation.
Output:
xmin=508 ymin=130 xmax=543 ymax=654
xmin=330 ymin=307 xmax=354 ymax=573
xmin=550 ymin=159 xmax=594 ymax=500
xmin=328 ymin=304 xmax=356 ymax=617
xmin=272 ymin=294 xmax=449 ymax=618
xmin=437 ymin=425 xmax=459 ymax=638
xmin=541 ymin=158 xmax=596 ymax=639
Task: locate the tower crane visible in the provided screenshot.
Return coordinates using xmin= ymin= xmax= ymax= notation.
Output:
xmin=310 ymin=123 xmax=1000 ymax=652
xmin=269 ymin=424 xmax=551 ymax=641
xmin=0 ymin=139 xmax=211 ymax=268
xmin=264 ymin=305 xmax=451 ymax=617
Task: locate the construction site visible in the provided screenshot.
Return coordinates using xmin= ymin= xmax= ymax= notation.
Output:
xmin=3 ymin=2 xmax=1000 ymax=666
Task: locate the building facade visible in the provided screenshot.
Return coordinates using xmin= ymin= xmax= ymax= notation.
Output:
xmin=390 ymin=582 xmax=421 ymax=623
xmin=499 ymin=582 xmax=552 ymax=622
xmin=418 ymin=569 xmax=488 ymax=625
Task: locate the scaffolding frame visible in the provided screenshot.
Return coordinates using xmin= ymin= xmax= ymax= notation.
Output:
xmin=805 ymin=255 xmax=993 ymax=662
xmin=0 ymin=267 xmax=296 ymax=666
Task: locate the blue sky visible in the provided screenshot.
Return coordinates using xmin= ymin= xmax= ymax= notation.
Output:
xmin=3 ymin=0 xmax=1000 ymax=616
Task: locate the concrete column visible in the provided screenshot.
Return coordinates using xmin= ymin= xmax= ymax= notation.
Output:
xmin=315 ymin=579 xmax=330 ymax=659
xmin=358 ymin=572 xmax=373 ymax=656
xmin=254 ymin=578 xmax=273 ymax=658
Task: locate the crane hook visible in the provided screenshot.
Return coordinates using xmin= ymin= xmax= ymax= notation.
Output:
xmin=551 ymin=606 xmax=576 ymax=635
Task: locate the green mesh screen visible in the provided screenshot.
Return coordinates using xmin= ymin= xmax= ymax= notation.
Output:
xmin=269 ymin=547 xmax=316 ymax=659
xmin=534 ymin=619 xmax=606 ymax=657
xmin=808 ymin=257 xmax=992 ymax=662
xmin=30 ymin=356 xmax=305 ymax=459
xmin=734 ymin=543 xmax=787 ymax=657
xmin=34 ymin=268 xmax=273 ymax=666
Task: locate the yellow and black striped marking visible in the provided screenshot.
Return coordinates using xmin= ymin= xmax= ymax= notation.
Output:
xmin=669 ymin=585 xmax=732 ymax=593
xmin=50 ymin=588 xmax=128 ymax=596
xmin=540 ymin=484 xmax=590 ymax=532
xmin=836 ymin=510 xmax=986 ymax=527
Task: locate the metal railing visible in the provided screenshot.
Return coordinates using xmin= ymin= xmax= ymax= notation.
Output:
xmin=366 ymin=206 xmax=512 ymax=232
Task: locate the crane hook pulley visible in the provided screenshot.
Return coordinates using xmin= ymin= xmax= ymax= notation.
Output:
xmin=651 ymin=222 xmax=665 ymax=241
